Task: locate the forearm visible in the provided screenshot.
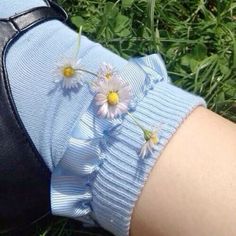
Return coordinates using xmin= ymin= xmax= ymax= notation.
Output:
xmin=131 ymin=107 xmax=236 ymax=236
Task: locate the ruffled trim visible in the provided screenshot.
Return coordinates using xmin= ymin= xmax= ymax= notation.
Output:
xmin=122 ymin=54 xmax=170 ymax=111
xmin=51 ymin=53 xmax=178 ymax=224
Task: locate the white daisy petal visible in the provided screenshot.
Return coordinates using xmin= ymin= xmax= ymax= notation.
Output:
xmin=53 ymin=57 xmax=84 ymax=90
xmin=97 ymin=63 xmax=118 ymax=81
xmin=139 ymin=142 xmax=148 ymax=159
xmin=96 ymin=92 xmax=107 ymax=99
xmin=95 ymin=96 xmax=107 ymax=105
xmin=95 ymin=77 xmax=131 ymax=119
xmin=75 ymin=59 xmax=82 ymax=68
xmin=98 ymin=103 xmax=109 ymax=118
xmin=139 ymin=128 xmax=159 ymax=158
xmin=117 ymin=103 xmax=128 ymax=113
xmin=54 ymin=78 xmax=62 ymax=83
xmin=147 ymin=141 xmax=153 ymax=152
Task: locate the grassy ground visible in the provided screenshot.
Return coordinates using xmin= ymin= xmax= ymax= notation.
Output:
xmin=60 ymin=0 xmax=236 ymax=122
xmin=10 ymin=0 xmax=235 ymax=236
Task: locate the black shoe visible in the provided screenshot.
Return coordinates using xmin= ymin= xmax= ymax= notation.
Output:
xmin=0 ymin=1 xmax=67 ymax=233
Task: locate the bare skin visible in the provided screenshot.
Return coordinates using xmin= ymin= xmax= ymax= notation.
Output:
xmin=130 ymin=107 xmax=236 ymax=236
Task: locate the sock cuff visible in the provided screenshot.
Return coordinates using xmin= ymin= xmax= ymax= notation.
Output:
xmin=51 ymin=54 xmax=206 ymax=236
xmin=90 ymin=82 xmax=205 ymax=235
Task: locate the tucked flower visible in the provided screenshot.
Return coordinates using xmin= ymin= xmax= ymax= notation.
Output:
xmin=139 ymin=128 xmax=159 ymax=158
xmin=95 ymin=78 xmax=131 ymax=119
xmin=53 ymin=57 xmax=84 ymax=89
xmin=91 ymin=63 xmax=121 ymax=92
xmin=97 ymin=63 xmax=119 ymax=81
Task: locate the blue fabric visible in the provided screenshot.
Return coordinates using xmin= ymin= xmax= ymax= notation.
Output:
xmin=0 ymin=0 xmax=47 ymax=18
xmin=2 ymin=0 xmax=127 ymax=170
xmin=51 ymin=55 xmax=206 ymax=236
xmin=1 ymin=1 xmax=206 ymax=236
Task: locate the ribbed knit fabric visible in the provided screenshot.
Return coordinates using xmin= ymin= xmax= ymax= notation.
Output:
xmin=51 ymin=54 xmax=206 ymax=236
xmin=0 ymin=0 xmax=47 ymax=18
xmin=1 ymin=0 xmax=127 ymax=170
xmin=2 ymin=1 xmax=206 ymax=236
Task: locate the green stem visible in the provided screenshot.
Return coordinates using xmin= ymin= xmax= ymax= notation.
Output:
xmin=75 ymin=26 xmax=83 ymax=59
xmin=127 ymin=112 xmax=145 ymax=132
xmin=77 ymin=68 xmax=98 ymax=77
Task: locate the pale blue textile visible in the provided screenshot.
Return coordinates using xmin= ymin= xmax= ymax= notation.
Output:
xmin=0 ymin=0 xmax=47 ymax=18
xmin=1 ymin=1 xmax=206 ymax=236
xmin=2 ymin=0 xmax=127 ymax=170
xmin=51 ymin=54 xmax=206 ymax=236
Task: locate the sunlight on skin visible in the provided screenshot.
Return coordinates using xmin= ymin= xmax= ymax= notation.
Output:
xmin=131 ymin=107 xmax=236 ymax=236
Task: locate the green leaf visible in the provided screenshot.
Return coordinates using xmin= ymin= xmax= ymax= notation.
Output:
xmin=122 ymin=0 xmax=134 ymax=8
xmin=192 ymin=43 xmax=207 ymax=61
xmin=114 ymin=14 xmax=131 ymax=36
xmin=218 ymin=57 xmax=230 ymax=75
xmin=190 ymin=58 xmax=199 ymax=72
xmin=104 ymin=2 xmax=119 ymax=19
xmin=71 ymin=16 xmax=84 ymax=28
xmin=181 ymin=54 xmax=192 ymax=67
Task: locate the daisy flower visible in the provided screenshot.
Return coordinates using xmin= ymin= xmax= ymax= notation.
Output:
xmin=91 ymin=63 xmax=121 ymax=92
xmin=139 ymin=128 xmax=159 ymax=159
xmin=95 ymin=78 xmax=131 ymax=119
xmin=97 ymin=63 xmax=119 ymax=81
xmin=53 ymin=57 xmax=84 ymax=89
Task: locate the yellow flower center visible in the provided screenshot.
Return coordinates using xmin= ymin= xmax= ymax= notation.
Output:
xmin=150 ymin=134 xmax=158 ymax=144
xmin=107 ymin=91 xmax=119 ymax=105
xmin=63 ymin=66 xmax=75 ymax=78
xmin=144 ymin=130 xmax=158 ymax=144
xmin=105 ymin=72 xmax=112 ymax=80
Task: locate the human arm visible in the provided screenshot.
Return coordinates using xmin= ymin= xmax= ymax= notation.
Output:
xmin=131 ymin=107 xmax=236 ymax=236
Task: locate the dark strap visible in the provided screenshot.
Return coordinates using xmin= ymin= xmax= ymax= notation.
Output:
xmin=0 ymin=1 xmax=67 ymax=233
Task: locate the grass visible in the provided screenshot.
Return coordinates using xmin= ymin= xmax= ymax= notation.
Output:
xmin=59 ymin=0 xmax=236 ymax=122
xmin=11 ymin=0 xmax=235 ymax=235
